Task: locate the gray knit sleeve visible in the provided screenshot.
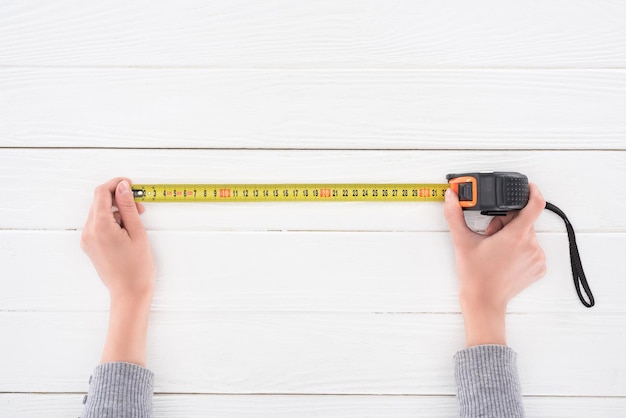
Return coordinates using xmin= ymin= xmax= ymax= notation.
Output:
xmin=454 ymin=345 xmax=524 ymax=418
xmin=81 ymin=362 xmax=154 ymax=418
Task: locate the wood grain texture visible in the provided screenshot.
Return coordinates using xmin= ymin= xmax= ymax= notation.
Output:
xmin=1 ymin=149 xmax=625 ymax=231
xmin=0 ymin=231 xmax=621 ymax=313
xmin=1 ymin=0 xmax=625 ymax=68
xmin=2 ymin=69 xmax=626 ymax=149
xmin=1 ymin=394 xmax=625 ymax=418
xmin=2 ymin=0 xmax=625 ymax=412
xmin=0 ymin=311 xmax=624 ymax=396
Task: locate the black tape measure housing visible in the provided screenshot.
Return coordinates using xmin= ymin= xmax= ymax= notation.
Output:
xmin=446 ymin=172 xmax=529 ymax=216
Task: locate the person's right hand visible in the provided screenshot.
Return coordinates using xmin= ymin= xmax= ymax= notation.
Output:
xmin=444 ymin=183 xmax=547 ymax=347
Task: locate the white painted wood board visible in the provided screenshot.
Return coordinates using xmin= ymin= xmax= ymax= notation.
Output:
xmin=2 ymin=69 xmax=626 ymax=149
xmin=1 ymin=0 xmax=625 ymax=68
xmin=1 ymin=311 xmax=624 ymax=396
xmin=0 ymin=231 xmax=622 ymax=314
xmin=1 ymin=149 xmax=625 ymax=231
xmin=2 ymin=394 xmax=625 ymax=418
xmin=2 ymin=0 xmax=625 ymax=415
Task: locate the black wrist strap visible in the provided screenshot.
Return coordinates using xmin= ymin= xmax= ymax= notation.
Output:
xmin=544 ymin=202 xmax=595 ymax=308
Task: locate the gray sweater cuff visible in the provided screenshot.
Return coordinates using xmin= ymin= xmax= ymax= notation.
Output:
xmin=454 ymin=345 xmax=524 ymax=418
xmin=82 ymin=362 xmax=154 ymax=418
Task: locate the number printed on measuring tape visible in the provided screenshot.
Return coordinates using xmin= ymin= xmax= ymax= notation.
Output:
xmin=131 ymin=184 xmax=448 ymax=203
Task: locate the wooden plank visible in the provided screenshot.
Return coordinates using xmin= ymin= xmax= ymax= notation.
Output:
xmin=0 ymin=311 xmax=623 ymax=396
xmin=1 ymin=1 xmax=625 ymax=67
xmin=2 ymin=69 xmax=626 ymax=149
xmin=0 ymin=231 xmax=619 ymax=313
xmin=1 ymin=149 xmax=624 ymax=231
xmin=1 ymin=393 xmax=625 ymax=418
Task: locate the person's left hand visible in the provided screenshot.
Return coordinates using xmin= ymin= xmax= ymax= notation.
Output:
xmin=81 ymin=177 xmax=156 ymax=301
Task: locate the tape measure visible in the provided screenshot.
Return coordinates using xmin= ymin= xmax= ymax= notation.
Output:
xmin=130 ymin=172 xmax=595 ymax=307
xmin=131 ymin=171 xmax=529 ymax=215
xmin=132 ymin=183 xmax=448 ymax=203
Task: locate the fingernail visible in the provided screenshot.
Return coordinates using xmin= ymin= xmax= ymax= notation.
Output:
xmin=445 ymin=188 xmax=452 ymax=201
xmin=118 ymin=180 xmax=130 ymax=194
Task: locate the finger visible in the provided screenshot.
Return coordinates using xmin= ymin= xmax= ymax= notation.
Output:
xmin=485 ymin=216 xmax=505 ymax=236
xmin=484 ymin=211 xmax=518 ymax=236
xmin=112 ymin=190 xmax=144 ymax=214
xmin=85 ymin=177 xmax=130 ymax=230
xmin=115 ymin=180 xmax=146 ymax=239
xmin=113 ymin=210 xmax=122 ymax=226
xmin=443 ymin=188 xmax=474 ymax=246
xmin=92 ymin=177 xmax=132 ymax=216
xmin=508 ymin=183 xmax=546 ymax=235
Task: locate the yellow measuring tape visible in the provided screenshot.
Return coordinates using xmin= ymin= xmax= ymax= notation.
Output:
xmin=132 ymin=184 xmax=448 ymax=202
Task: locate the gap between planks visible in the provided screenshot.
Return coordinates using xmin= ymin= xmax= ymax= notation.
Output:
xmin=1 ymin=392 xmax=624 ymax=399
xmin=1 ymin=147 xmax=625 ymax=152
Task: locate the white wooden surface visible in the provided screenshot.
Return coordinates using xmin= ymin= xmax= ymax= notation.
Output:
xmin=1 ymin=1 xmax=625 ymax=417
xmin=3 ymin=69 xmax=626 ymax=149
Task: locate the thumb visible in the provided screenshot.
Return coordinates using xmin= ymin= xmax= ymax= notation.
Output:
xmin=115 ymin=180 xmax=145 ymax=239
xmin=443 ymin=187 xmax=473 ymax=246
xmin=508 ymin=183 xmax=546 ymax=236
